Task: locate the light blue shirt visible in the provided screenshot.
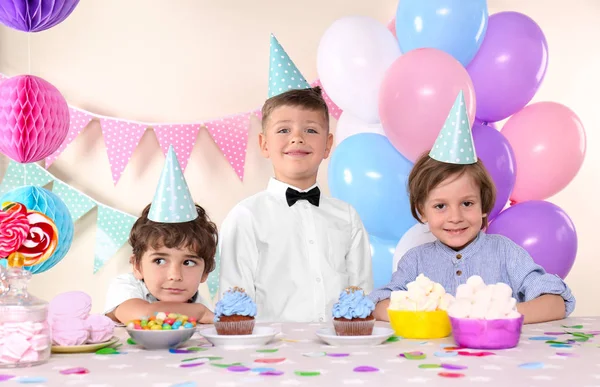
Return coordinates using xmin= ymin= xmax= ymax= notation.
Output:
xmin=368 ymin=231 xmax=575 ymax=316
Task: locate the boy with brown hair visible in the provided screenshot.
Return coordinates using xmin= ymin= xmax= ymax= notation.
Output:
xmin=368 ymin=92 xmax=574 ymax=324
xmin=219 ymin=35 xmax=373 ymax=323
xmin=105 ymin=147 xmax=216 ymax=325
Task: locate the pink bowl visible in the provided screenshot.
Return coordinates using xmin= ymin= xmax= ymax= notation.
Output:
xmin=450 ymin=315 xmax=524 ymax=349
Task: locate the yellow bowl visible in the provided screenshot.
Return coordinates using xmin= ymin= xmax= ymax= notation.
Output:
xmin=387 ymin=309 xmax=451 ymax=339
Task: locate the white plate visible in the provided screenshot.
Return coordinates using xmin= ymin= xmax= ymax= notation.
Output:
xmin=315 ymin=326 xmax=395 ymax=346
xmin=198 ymin=326 xmax=277 ymax=347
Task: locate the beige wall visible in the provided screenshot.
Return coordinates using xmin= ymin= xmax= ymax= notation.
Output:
xmin=0 ymin=0 xmax=597 ymax=316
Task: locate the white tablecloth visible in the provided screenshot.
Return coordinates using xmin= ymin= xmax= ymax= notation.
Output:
xmin=2 ymin=316 xmax=599 ymax=387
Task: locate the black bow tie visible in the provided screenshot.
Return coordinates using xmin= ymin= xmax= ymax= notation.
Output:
xmin=286 ymin=187 xmax=320 ymax=207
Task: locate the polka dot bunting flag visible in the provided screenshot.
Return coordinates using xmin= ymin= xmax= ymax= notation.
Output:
xmin=204 ymin=113 xmax=250 ymax=181
xmin=148 ymin=145 xmax=198 ymax=223
xmin=311 ymin=79 xmax=343 ymax=120
xmin=94 ymin=204 xmax=137 ymax=273
xmin=429 ymin=90 xmax=477 ymax=165
xmin=51 ymin=180 xmax=96 ymax=222
xmin=153 ymin=124 xmax=200 ymax=173
xmin=100 ymin=118 xmax=147 ymax=185
xmin=0 ymin=161 xmax=53 ymax=196
xmin=268 ymin=34 xmax=310 ymax=98
xmin=45 ymin=107 xmax=93 ymax=167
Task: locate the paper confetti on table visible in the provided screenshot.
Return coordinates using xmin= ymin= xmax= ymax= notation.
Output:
xmin=170 ymin=348 xmax=196 ymax=354
xmin=386 ymin=336 xmax=401 ymax=342
xmin=256 ymin=349 xmax=279 ymax=353
xmin=401 ymin=351 xmax=426 ymax=360
xmin=419 ymin=364 xmax=441 ymax=369
xmin=354 ymin=366 xmax=379 ymax=373
xmin=171 ymin=382 xmax=198 ymax=387
xmin=251 ymin=367 xmax=276 ymax=373
xmin=434 ymin=351 xmax=458 ymax=357
xmin=261 ymin=370 xmax=284 ymax=376
xmin=303 ymin=352 xmax=326 ymax=357
xmin=15 ymin=376 xmax=49 ymax=383
xmin=327 ymin=353 xmax=350 ymax=357
xmin=545 ymin=331 xmax=567 ymax=335
xmin=228 ymin=366 xmax=251 ymax=372
xmin=458 ymin=351 xmax=495 ymax=357
xmin=96 ymin=348 xmax=119 ymax=355
xmin=59 ymin=367 xmax=90 ymax=375
xmin=295 ymin=371 xmax=321 ymax=377
xmin=0 ymin=375 xmax=15 ymax=382
xmin=550 ymin=344 xmax=572 ymax=348
xmin=556 ymin=352 xmax=579 ymax=357
xmin=212 ymin=362 xmax=243 ymax=368
xmin=441 ymin=364 xmax=468 ymax=370
xmin=254 ymin=358 xmax=286 ymax=364
xmin=179 ymin=362 xmax=205 ymax=368
xmin=438 ymin=372 xmax=465 ymax=378
xmin=187 ymin=347 xmax=209 ymax=352
xmin=562 ymin=325 xmax=583 ymax=329
xmin=519 ymin=362 xmax=544 ymax=369
xmin=127 ymin=338 xmax=137 ymax=345
xmin=529 ymin=336 xmax=557 ymax=341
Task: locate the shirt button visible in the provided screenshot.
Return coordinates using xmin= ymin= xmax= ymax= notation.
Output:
xmin=456 ymin=254 xmax=462 ymax=259
xmin=316 ymin=277 xmax=321 ymax=283
xmin=309 ymin=240 xmax=315 ymax=244
xmin=456 ymin=270 xmax=462 ymax=276
xmin=319 ymin=317 xmax=324 ymax=322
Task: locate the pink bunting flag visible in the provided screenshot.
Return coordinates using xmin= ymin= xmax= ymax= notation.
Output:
xmin=100 ymin=118 xmax=147 ymax=185
xmin=253 ymin=107 xmax=263 ymax=121
xmin=311 ymin=79 xmax=343 ymax=120
xmin=45 ymin=107 xmax=93 ymax=167
xmin=204 ymin=113 xmax=250 ymax=181
xmin=153 ymin=124 xmax=200 ymax=172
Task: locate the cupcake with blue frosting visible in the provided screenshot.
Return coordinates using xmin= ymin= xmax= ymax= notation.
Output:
xmin=332 ymin=286 xmax=376 ymax=336
xmin=214 ymin=287 xmax=257 ymax=335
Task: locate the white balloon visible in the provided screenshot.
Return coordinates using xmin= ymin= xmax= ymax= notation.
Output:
xmin=317 ymin=16 xmax=401 ymax=124
xmin=392 ymin=223 xmax=438 ymax=272
xmin=334 ymin=112 xmax=386 ymax=145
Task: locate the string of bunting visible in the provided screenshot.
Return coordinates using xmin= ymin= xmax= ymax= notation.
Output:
xmin=0 ymin=73 xmax=342 ymax=184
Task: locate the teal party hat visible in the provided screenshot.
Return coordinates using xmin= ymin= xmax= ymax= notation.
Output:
xmin=148 ymin=145 xmax=198 ymax=223
xmin=429 ymin=91 xmax=478 ymax=164
xmin=268 ymin=33 xmax=310 ymax=98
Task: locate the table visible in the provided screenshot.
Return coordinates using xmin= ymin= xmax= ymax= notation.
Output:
xmin=2 ymin=316 xmax=599 ymax=387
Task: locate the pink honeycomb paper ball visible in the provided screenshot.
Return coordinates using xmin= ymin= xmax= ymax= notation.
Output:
xmin=0 ymin=75 xmax=69 ymax=163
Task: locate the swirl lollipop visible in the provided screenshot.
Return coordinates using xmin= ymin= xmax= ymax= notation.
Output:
xmin=0 ymin=203 xmax=30 ymax=258
xmin=1 ymin=202 xmax=59 ymax=268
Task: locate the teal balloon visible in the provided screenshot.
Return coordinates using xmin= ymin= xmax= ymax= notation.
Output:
xmin=0 ymin=186 xmax=74 ymax=274
xmin=395 ymin=0 xmax=488 ymax=67
xmin=328 ymin=133 xmax=416 ymax=240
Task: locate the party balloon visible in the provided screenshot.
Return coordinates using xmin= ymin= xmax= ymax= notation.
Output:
xmin=379 ymin=48 xmax=476 ymax=162
xmin=474 ymin=119 xmax=498 ymax=130
xmin=370 ymin=235 xmax=397 ymax=289
xmin=395 ymin=0 xmax=488 ymax=66
xmin=0 ymin=75 xmax=70 ymax=163
xmin=0 ymin=0 xmax=80 ymax=32
xmin=317 ymin=16 xmax=401 ymax=124
xmin=472 ymin=123 xmax=516 ymax=220
xmin=467 ymin=12 xmax=548 ymax=122
xmin=0 ymin=186 xmax=73 ymax=274
xmin=392 ymin=223 xmax=437 ymax=272
xmin=334 ymin=112 xmax=385 ymax=146
xmin=502 ymin=102 xmax=586 ymax=202
xmin=487 ymin=201 xmax=577 ymax=279
xmin=328 ymin=133 xmax=416 ymax=240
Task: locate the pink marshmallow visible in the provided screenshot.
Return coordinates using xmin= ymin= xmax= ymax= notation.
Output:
xmin=51 ymin=318 xmax=89 ymax=346
xmin=84 ymin=314 xmax=115 ymax=344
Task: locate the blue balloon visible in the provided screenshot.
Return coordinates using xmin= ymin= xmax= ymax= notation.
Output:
xmin=328 ymin=133 xmax=416 ymax=240
xmin=395 ymin=0 xmax=488 ymax=67
xmin=0 ymin=186 xmax=74 ymax=274
xmin=370 ymin=235 xmax=397 ymax=289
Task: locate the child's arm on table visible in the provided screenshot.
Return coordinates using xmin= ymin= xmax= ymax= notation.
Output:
xmin=505 ymin=240 xmax=575 ymax=324
xmin=219 ymin=206 xmax=258 ymax=300
xmin=109 ymin=299 xmax=214 ymax=325
xmin=346 ymin=207 xmax=373 ymax=292
xmin=368 ymin=250 xmax=419 ymax=322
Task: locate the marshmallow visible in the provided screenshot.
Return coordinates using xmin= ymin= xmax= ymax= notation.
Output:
xmin=0 ymin=322 xmax=50 ymax=365
xmin=51 ymin=318 xmax=89 ymax=346
xmin=389 ymin=274 xmax=454 ymax=312
xmin=85 ymin=314 xmax=115 ymax=344
xmin=449 ymin=275 xmax=521 ymax=320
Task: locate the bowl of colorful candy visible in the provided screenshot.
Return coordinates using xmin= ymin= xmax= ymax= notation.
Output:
xmin=125 ymin=312 xmax=198 ymax=350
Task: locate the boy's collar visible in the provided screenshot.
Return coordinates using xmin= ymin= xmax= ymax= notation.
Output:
xmin=267 ymin=178 xmax=319 ymax=197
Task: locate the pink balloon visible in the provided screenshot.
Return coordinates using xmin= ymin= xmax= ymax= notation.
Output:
xmin=502 ymin=102 xmax=586 ymax=202
xmin=379 ymin=48 xmax=476 ymax=162
xmin=0 ymin=75 xmax=69 ymax=163
xmin=387 ymin=18 xmax=397 ymax=40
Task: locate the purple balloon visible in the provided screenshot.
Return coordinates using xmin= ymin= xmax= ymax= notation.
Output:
xmin=472 ymin=123 xmax=516 ymax=220
xmin=467 ymin=12 xmax=548 ymax=123
xmin=0 ymin=0 xmax=80 ymax=32
xmin=474 ymin=118 xmax=497 ymax=130
xmin=487 ymin=201 xmax=577 ymax=279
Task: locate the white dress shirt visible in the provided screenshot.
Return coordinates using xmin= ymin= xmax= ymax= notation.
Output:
xmin=219 ymin=178 xmax=373 ymax=323
xmin=104 ymin=273 xmax=212 ymax=315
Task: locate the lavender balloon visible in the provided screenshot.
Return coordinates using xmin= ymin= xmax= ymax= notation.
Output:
xmin=487 ymin=201 xmax=577 ymax=279
xmin=472 ymin=122 xmax=516 ymax=220
xmin=0 ymin=0 xmax=80 ymax=32
xmin=467 ymin=12 xmax=548 ymax=123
